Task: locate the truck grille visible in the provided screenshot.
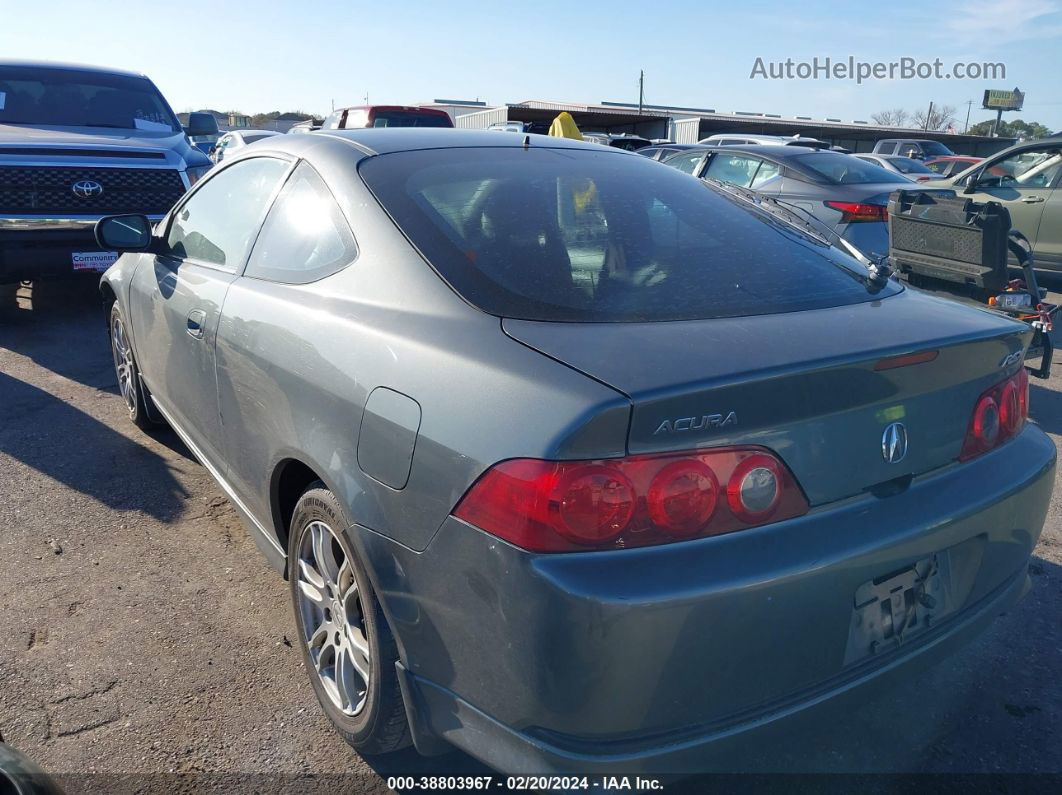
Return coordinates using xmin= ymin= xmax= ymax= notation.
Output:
xmin=0 ymin=166 xmax=186 ymax=215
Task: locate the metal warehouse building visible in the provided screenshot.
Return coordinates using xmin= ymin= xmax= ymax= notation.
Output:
xmin=437 ymin=98 xmax=1014 ymax=156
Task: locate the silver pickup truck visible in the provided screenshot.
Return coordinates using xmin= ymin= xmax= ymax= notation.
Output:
xmin=0 ymin=60 xmax=217 ymax=284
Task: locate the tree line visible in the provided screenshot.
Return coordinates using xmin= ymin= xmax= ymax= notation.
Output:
xmin=870 ymin=105 xmax=1053 ymax=139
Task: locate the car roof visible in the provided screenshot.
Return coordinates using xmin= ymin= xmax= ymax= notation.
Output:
xmin=0 ymin=59 xmax=146 ymax=78
xmin=674 ymin=144 xmax=824 ymax=159
xmin=314 ymin=128 xmax=613 ymax=156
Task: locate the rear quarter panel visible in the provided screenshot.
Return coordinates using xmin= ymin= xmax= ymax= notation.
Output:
xmin=214 ymin=172 xmax=629 ymax=553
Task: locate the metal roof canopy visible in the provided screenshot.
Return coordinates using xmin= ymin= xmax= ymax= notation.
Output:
xmin=690 ymin=114 xmax=1006 ymax=149
xmin=505 ymin=102 xmax=666 ymax=133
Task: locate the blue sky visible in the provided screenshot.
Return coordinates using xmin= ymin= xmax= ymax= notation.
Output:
xmin=3 ymin=0 xmax=1060 ymax=129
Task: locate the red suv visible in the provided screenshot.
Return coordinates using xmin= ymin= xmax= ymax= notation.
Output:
xmin=322 ymin=105 xmax=453 ymax=130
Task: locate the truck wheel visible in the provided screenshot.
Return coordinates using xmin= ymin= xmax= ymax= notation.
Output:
xmin=288 ymin=485 xmax=411 ymax=755
xmin=109 ymin=303 xmax=158 ymax=431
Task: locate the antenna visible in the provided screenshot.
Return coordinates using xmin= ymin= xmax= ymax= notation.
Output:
xmin=523 ymin=134 xmax=531 ymax=148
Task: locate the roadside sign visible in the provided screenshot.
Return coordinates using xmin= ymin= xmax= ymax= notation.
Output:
xmin=982 ymin=89 xmax=1024 ymax=111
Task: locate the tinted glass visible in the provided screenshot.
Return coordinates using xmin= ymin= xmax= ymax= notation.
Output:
xmin=795 ymin=152 xmax=909 ymax=184
xmin=887 ymin=156 xmax=935 ymax=174
xmin=165 ymin=157 xmax=288 ymax=270
xmin=877 ymin=142 xmax=898 ymax=155
xmin=663 ymin=151 xmax=705 ymax=174
xmin=920 ymin=141 xmax=954 ymax=157
xmin=371 ymin=111 xmax=452 ymax=128
xmin=924 ymin=159 xmax=949 ymax=174
xmin=360 ymin=147 xmax=897 ymax=322
xmin=750 ymin=159 xmax=781 ymax=188
xmin=0 ymin=66 xmax=179 ymax=130
xmin=703 ymin=154 xmax=761 ymax=187
xmin=246 ymin=162 xmax=357 ymax=284
xmin=242 ymin=132 xmax=276 ymax=143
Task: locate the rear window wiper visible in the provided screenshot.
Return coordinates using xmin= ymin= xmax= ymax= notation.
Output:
xmin=703 ymin=179 xmax=893 ymax=291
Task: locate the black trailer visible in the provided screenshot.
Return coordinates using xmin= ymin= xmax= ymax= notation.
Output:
xmin=888 ymin=190 xmax=1056 ymax=378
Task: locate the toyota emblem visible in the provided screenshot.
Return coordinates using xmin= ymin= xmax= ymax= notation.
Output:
xmin=72 ymin=179 xmax=104 ymax=198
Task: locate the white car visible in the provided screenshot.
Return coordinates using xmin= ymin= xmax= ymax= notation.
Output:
xmin=697 ymin=133 xmax=830 ymax=149
xmin=853 ymin=153 xmax=937 ymax=182
xmin=211 ymin=129 xmax=282 ymax=163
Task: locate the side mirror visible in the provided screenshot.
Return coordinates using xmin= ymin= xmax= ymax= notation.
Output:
xmin=95 ymin=214 xmax=154 ymax=252
xmin=184 ymin=111 xmax=219 ymax=138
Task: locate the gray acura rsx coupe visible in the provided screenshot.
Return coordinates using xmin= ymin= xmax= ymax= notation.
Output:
xmin=95 ymin=129 xmax=1055 ymax=774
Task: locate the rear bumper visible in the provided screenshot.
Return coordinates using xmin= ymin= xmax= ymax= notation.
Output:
xmin=401 ymin=566 xmax=1030 ymax=774
xmin=361 ymin=424 xmax=1055 ymax=774
xmin=0 ymin=216 xmax=162 ymax=283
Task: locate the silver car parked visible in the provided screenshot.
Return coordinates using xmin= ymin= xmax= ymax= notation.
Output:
xmin=96 ymin=130 xmax=1054 ymax=774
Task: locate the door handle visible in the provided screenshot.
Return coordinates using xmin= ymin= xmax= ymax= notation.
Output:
xmin=187 ymin=309 xmax=207 ymax=339
xmin=1021 ymin=196 xmax=1046 ymax=203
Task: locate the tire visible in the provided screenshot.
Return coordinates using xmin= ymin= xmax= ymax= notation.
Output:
xmin=288 ymin=484 xmax=410 ymax=754
xmin=108 ymin=302 xmax=159 ymax=431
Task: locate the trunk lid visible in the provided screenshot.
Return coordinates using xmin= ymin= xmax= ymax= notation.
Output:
xmin=504 ymin=288 xmax=1030 ymax=506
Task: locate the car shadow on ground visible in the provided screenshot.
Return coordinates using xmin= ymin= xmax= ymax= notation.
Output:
xmin=0 ymin=280 xmax=197 ymax=464
xmin=0 ymin=279 xmax=113 ymax=390
xmin=1030 ymin=384 xmax=1062 ymax=435
xmin=0 ymin=370 xmax=190 ymax=521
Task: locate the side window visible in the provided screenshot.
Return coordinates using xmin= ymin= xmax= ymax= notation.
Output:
xmin=878 ymin=142 xmax=897 ymax=155
xmin=924 ymin=160 xmax=948 ymax=174
xmin=165 ymin=157 xmax=289 ymax=271
xmin=703 ymin=154 xmax=760 ymax=187
xmin=664 ymin=151 xmax=705 ymax=175
xmin=245 ymin=162 xmax=357 ymax=284
xmin=993 ymin=148 xmax=1062 ymax=188
xmin=750 ymin=159 xmax=781 ymax=189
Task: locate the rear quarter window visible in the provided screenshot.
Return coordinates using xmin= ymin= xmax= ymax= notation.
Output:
xmin=359 ymin=147 xmax=897 ymax=322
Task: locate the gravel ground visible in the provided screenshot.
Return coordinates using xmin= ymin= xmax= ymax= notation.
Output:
xmin=1 ymin=278 xmax=1060 ymax=793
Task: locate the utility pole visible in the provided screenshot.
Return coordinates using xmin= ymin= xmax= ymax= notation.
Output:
xmin=638 ymin=70 xmax=644 ymax=115
xmin=963 ymin=99 xmax=973 ymax=133
xmin=923 ymin=101 xmax=934 ymax=131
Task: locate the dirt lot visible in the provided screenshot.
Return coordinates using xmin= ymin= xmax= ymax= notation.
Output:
xmin=1 ymin=279 xmax=1061 ymax=792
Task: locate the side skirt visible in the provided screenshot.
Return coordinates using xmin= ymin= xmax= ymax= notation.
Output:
xmin=149 ymin=395 xmax=288 ymax=574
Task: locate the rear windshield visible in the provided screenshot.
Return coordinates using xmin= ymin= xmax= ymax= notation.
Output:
xmin=359 ymin=147 xmax=899 ymax=322
xmin=371 ymin=111 xmax=452 ymax=128
xmin=0 ymin=66 xmax=179 ymax=131
xmin=887 ymin=156 xmax=935 ymax=174
xmin=919 ymin=141 xmax=955 ymax=157
xmin=795 ymin=152 xmax=910 ymax=184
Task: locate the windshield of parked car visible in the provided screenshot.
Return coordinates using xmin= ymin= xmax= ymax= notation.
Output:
xmin=885 ymin=156 xmax=935 ymax=174
xmin=0 ymin=65 xmax=180 ymax=131
xmin=360 ymin=147 xmax=900 ymax=322
xmin=795 ymin=152 xmax=910 ymax=184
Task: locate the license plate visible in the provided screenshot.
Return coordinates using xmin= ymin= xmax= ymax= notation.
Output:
xmin=843 ymin=555 xmax=945 ymax=665
xmin=72 ymin=251 xmax=120 ymax=273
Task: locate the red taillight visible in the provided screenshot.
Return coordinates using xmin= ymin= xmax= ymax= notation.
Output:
xmin=453 ymin=447 xmax=808 ymax=552
xmin=959 ymin=367 xmax=1029 ymax=461
xmin=824 ymin=201 xmax=888 ymax=223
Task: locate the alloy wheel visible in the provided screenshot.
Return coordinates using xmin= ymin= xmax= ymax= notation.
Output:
xmin=110 ymin=313 xmax=137 ymax=415
xmin=295 ymin=520 xmax=371 ymax=716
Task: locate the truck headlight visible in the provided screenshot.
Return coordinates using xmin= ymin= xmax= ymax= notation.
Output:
xmin=185 ymin=164 xmax=213 ymax=186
